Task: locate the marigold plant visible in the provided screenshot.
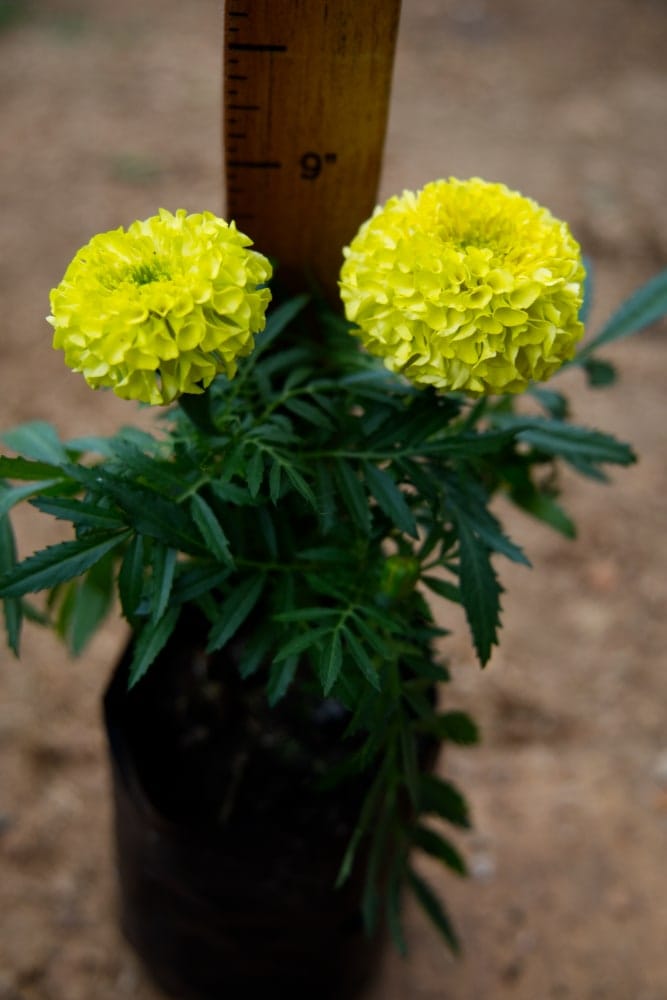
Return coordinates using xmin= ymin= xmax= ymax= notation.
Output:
xmin=1 ymin=183 xmax=664 ymax=951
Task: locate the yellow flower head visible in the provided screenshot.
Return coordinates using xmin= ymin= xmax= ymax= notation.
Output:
xmin=48 ymin=209 xmax=272 ymax=404
xmin=340 ymin=178 xmax=585 ymax=395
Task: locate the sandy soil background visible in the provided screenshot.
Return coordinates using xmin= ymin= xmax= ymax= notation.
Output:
xmin=1 ymin=1 xmax=666 ymax=997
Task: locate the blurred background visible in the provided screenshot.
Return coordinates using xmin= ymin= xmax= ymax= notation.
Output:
xmin=0 ymin=1 xmax=666 ymax=997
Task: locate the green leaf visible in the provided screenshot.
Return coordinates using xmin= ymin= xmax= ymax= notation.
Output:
xmin=149 ymin=544 xmax=177 ymax=624
xmin=318 ymin=629 xmax=343 ymax=694
xmin=170 ymin=562 xmax=230 ymax=605
xmin=455 ymin=515 xmax=502 ymax=666
xmin=128 ymin=606 xmax=180 ymax=687
xmin=73 ymin=474 xmax=203 ymax=554
xmin=272 ymin=624 xmax=331 ymax=662
xmin=66 ymin=553 xmax=115 ymax=655
xmin=118 ymin=534 xmax=145 ymax=620
xmin=363 ymin=463 xmax=417 ymax=538
xmin=31 ymin=496 xmax=126 ymax=532
xmin=238 ymin=625 xmax=274 ymax=679
xmin=579 ymin=267 xmax=667 ymax=357
xmin=284 ymin=464 xmax=317 ymax=508
xmin=283 ymin=397 xmax=334 ymax=430
xmin=0 ymin=515 xmax=21 ymax=654
xmin=206 ymin=574 xmax=265 ymax=652
xmin=1 ymin=421 xmax=68 ymax=464
xmin=190 ymin=494 xmax=234 ymax=565
xmin=344 ymin=628 xmax=380 ymax=690
xmin=267 ymin=653 xmax=298 ymax=705
xmin=246 ymin=449 xmax=264 ymax=498
xmin=511 ymin=486 xmax=576 ymax=539
xmin=422 ymin=575 xmax=461 ymax=604
xmin=0 ymin=455 xmax=65 ymax=482
xmin=419 ymin=773 xmax=471 ymax=829
xmin=334 ymin=460 xmax=371 ymax=533
xmin=407 ymin=868 xmax=460 ymax=953
xmin=0 ymin=531 xmax=129 ymax=599
xmin=269 ymin=460 xmax=282 ymax=503
xmin=0 ymin=479 xmax=62 ymax=519
xmin=583 ymin=357 xmax=617 ymax=387
xmin=517 ymin=420 xmax=635 ymax=467
xmin=423 ymin=710 xmax=480 ymax=745
xmin=412 ymin=824 xmax=468 ymax=876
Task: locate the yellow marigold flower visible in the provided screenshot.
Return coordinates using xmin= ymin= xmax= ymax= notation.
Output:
xmin=340 ymin=178 xmax=585 ymax=395
xmin=48 ymin=209 xmax=272 ymax=404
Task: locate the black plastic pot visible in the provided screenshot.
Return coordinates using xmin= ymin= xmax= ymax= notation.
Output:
xmin=103 ymin=610 xmax=385 ymax=1000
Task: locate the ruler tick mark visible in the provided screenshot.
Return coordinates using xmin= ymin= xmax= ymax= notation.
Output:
xmin=227 ymin=104 xmax=260 ymax=111
xmin=228 ymin=42 xmax=287 ymax=52
xmin=228 ymin=160 xmax=282 ymax=169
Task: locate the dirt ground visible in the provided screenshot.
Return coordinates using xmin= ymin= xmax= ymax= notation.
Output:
xmin=1 ymin=1 xmax=666 ymax=997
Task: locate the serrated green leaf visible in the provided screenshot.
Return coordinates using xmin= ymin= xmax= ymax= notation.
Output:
xmin=190 ymin=494 xmax=234 ymax=565
xmin=267 ymin=653 xmax=298 ymax=705
xmin=273 ymin=606 xmax=339 ymax=623
xmin=419 ymin=773 xmax=471 ymax=829
xmin=515 ymin=419 xmax=635 ymax=466
xmin=170 ymin=562 xmax=230 ymax=605
xmin=284 ymin=464 xmax=316 ymax=508
xmin=318 ymin=629 xmax=343 ymax=694
xmin=283 ymin=397 xmax=334 ymax=430
xmin=118 ymin=534 xmax=145 ymax=620
xmin=579 ymin=267 xmax=667 ymax=357
xmin=31 ymin=496 xmax=126 ymax=531
xmin=0 ymin=515 xmax=21 ymax=654
xmin=67 ymin=466 xmax=207 ymax=555
xmin=412 ymin=824 xmax=468 ymax=876
xmin=0 ymin=531 xmax=129 ymax=599
xmin=206 ymin=574 xmax=265 ymax=652
xmin=407 ymin=868 xmax=460 ymax=953
xmin=456 ymin=514 xmax=502 ymax=666
xmin=238 ymin=625 xmax=274 ymax=679
xmin=421 ymin=575 xmax=461 ymax=604
xmin=128 ymin=606 xmax=180 ymax=688
xmin=335 ymin=460 xmax=371 ymax=533
xmin=246 ymin=449 xmax=264 ymax=498
xmin=269 ymin=460 xmax=282 ymax=503
xmin=149 ymin=544 xmax=177 ymax=624
xmin=344 ymin=627 xmax=380 ymax=690
xmin=1 ymin=421 xmax=68 ymax=464
xmin=272 ymin=624 xmax=331 ymax=662
xmin=363 ymin=463 xmax=417 ymax=538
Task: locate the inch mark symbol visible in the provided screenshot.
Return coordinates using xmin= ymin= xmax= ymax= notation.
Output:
xmin=300 ymin=151 xmax=337 ymax=181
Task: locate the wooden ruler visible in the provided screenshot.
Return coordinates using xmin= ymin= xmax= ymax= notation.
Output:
xmin=223 ymin=0 xmax=401 ymax=300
